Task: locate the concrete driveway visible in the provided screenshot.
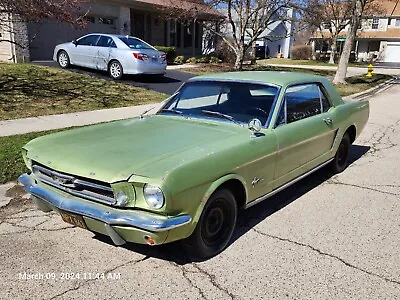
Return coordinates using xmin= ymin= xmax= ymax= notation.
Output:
xmin=1 ymin=85 xmax=400 ymax=299
xmin=33 ymin=61 xmax=195 ymax=95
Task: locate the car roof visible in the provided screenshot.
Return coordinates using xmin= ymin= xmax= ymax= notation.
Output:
xmin=190 ymin=71 xmax=328 ymax=87
xmin=86 ymin=33 xmax=140 ymax=39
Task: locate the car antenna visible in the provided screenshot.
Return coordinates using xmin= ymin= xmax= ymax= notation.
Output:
xmin=140 ymin=106 xmax=156 ymax=119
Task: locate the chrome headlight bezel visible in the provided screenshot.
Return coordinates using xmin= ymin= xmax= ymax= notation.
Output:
xmin=143 ymin=184 xmax=165 ymax=209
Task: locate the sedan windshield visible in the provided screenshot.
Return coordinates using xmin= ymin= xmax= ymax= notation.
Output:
xmin=160 ymin=81 xmax=279 ymax=125
xmin=119 ymin=37 xmax=154 ymax=50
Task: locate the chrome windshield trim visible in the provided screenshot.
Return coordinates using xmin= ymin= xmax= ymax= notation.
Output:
xmin=19 ymin=174 xmax=192 ymax=232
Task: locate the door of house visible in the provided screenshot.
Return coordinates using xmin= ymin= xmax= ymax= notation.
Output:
xmin=132 ymin=13 xmax=145 ymax=40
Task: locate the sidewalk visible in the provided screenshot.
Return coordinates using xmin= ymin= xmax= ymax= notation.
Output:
xmin=266 ymin=63 xmax=400 ymax=77
xmin=0 ymin=103 xmax=163 ymax=137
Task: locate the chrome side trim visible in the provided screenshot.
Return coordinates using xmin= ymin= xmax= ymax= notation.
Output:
xmin=19 ymin=174 xmax=192 ymax=233
xmin=245 ymin=158 xmax=334 ymax=209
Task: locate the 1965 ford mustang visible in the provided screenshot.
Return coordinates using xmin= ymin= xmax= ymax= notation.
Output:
xmin=19 ymin=72 xmax=369 ymax=258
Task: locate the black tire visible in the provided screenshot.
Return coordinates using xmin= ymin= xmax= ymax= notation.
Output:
xmin=331 ymin=133 xmax=351 ymax=173
xmin=57 ymin=50 xmax=70 ymax=69
xmin=184 ymin=188 xmax=237 ymax=259
xmin=109 ymin=60 xmax=124 ymax=80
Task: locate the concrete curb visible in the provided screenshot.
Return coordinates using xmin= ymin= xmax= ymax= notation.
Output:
xmin=343 ymin=76 xmax=398 ymax=101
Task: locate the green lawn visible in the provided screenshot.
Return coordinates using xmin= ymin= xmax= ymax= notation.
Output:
xmin=183 ymin=64 xmax=392 ymax=97
xmin=0 ymin=129 xmax=67 ymax=184
xmin=0 ymin=63 xmax=167 ymax=121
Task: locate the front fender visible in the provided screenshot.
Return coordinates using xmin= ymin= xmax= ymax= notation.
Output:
xmin=192 ymin=173 xmax=248 ymax=224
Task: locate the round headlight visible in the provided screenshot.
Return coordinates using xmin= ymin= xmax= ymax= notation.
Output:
xmin=143 ymin=184 xmax=165 ymax=209
xmin=115 ymin=191 xmax=130 ymax=207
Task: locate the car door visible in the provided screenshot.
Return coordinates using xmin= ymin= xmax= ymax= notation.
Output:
xmin=70 ymin=35 xmax=100 ymax=67
xmin=272 ymin=83 xmax=338 ymax=188
xmin=94 ymin=36 xmax=118 ymax=71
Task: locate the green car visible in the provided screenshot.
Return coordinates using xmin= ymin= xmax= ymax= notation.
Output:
xmin=19 ymin=72 xmax=369 ymax=258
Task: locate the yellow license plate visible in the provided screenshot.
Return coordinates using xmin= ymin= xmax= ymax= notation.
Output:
xmin=60 ymin=211 xmax=87 ymax=229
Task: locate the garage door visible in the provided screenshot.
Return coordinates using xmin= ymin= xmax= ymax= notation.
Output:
xmin=28 ymin=18 xmax=117 ymax=61
xmin=385 ymin=42 xmax=400 ymax=63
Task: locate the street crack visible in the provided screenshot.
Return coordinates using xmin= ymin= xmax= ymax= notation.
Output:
xmin=252 ymin=228 xmax=400 ymax=286
xmin=48 ymin=256 xmax=149 ymax=300
xmin=326 ymin=180 xmax=400 ymax=196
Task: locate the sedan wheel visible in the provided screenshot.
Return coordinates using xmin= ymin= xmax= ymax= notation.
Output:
xmin=58 ymin=51 xmax=70 ymax=69
xmin=184 ymin=188 xmax=237 ymax=259
xmin=109 ymin=61 xmax=123 ymax=80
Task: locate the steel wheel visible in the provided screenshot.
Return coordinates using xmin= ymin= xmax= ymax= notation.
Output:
xmin=58 ymin=51 xmax=70 ymax=69
xmin=331 ymin=133 xmax=350 ymax=173
xmin=109 ymin=61 xmax=123 ymax=80
xmin=184 ymin=188 xmax=237 ymax=259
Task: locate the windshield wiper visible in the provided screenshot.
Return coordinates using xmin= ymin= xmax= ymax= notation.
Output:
xmin=201 ymin=110 xmax=242 ymax=126
xmin=160 ymin=108 xmax=183 ymax=115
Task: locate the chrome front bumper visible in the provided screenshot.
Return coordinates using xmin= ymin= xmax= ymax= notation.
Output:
xmin=18 ymin=174 xmax=192 ymax=233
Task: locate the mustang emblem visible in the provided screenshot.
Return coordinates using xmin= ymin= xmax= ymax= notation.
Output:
xmin=252 ymin=177 xmax=264 ymax=187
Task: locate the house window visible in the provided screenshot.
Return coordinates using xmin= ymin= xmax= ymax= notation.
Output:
xmin=98 ymin=17 xmax=115 ymax=25
xmin=184 ymin=22 xmax=193 ymax=48
xmin=323 ymin=23 xmax=331 ymax=30
xmin=169 ymin=20 xmax=177 ymax=46
xmin=84 ymin=16 xmax=96 ymax=23
xmin=372 ymin=18 xmax=379 ymax=29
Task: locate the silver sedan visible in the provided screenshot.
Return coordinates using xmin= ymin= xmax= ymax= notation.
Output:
xmin=53 ymin=34 xmax=167 ymax=80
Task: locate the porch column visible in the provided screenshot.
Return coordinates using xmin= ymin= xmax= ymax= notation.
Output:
xmin=118 ymin=6 xmax=131 ymax=35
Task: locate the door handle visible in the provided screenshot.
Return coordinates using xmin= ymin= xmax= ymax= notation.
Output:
xmin=323 ymin=117 xmax=333 ymax=126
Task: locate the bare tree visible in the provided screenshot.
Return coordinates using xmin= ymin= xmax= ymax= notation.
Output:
xmin=0 ymin=0 xmax=90 ymax=47
xmin=162 ymin=0 xmax=294 ymax=70
xmin=333 ymin=0 xmax=390 ymax=84
xmin=302 ymin=0 xmax=352 ymax=64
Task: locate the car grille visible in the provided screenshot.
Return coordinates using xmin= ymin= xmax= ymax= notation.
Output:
xmin=32 ymin=162 xmax=116 ymax=205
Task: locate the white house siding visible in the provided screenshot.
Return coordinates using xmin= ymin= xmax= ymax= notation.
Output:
xmin=264 ymin=24 xmax=289 ymax=58
xmin=0 ymin=13 xmax=13 ymax=62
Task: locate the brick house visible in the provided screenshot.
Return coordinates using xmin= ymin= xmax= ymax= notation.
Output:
xmin=0 ymin=0 xmax=219 ymax=62
xmin=310 ymin=0 xmax=400 ymax=63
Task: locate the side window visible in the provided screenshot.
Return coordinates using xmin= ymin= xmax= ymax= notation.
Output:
xmin=320 ymin=87 xmax=331 ymax=113
xmin=96 ymin=36 xmax=117 ymax=48
xmin=77 ymin=35 xmax=100 ymax=46
xmin=285 ymin=84 xmax=322 ymax=123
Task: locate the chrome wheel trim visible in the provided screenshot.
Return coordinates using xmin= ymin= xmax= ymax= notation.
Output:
xmin=110 ymin=63 xmax=122 ymax=78
xmin=58 ymin=53 xmax=68 ymax=67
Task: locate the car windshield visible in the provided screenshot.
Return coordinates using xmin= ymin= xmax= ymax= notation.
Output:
xmin=159 ymin=81 xmax=279 ymax=125
xmin=119 ymin=37 xmax=154 ymax=50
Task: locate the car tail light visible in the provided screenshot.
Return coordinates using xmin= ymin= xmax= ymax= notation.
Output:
xmin=133 ymin=53 xmax=149 ymax=62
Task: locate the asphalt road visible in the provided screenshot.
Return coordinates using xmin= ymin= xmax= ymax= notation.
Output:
xmin=33 ymin=61 xmax=195 ymax=95
xmin=1 ymin=84 xmax=400 ymax=299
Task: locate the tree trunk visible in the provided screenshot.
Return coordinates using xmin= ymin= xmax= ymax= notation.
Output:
xmin=234 ymin=46 xmax=245 ymax=70
xmin=329 ymin=40 xmax=337 ymax=64
xmin=333 ymin=0 xmax=364 ymax=84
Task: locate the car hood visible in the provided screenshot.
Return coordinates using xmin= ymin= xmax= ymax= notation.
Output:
xmin=25 ymin=115 xmax=245 ymax=183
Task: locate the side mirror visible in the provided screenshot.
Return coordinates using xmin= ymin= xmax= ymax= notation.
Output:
xmin=248 ymin=118 xmax=262 ymax=137
xmin=72 ymin=40 xmax=78 ymax=46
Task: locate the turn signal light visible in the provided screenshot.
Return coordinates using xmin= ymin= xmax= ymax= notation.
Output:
xmin=144 ymin=235 xmax=156 ymax=246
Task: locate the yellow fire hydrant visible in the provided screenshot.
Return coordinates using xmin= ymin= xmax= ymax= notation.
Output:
xmin=366 ymin=64 xmax=374 ymax=77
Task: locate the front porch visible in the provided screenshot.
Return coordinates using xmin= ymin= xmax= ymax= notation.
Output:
xmin=128 ymin=2 xmax=203 ymax=57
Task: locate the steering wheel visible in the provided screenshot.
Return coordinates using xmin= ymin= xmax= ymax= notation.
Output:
xmin=246 ymin=107 xmax=269 ymax=119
